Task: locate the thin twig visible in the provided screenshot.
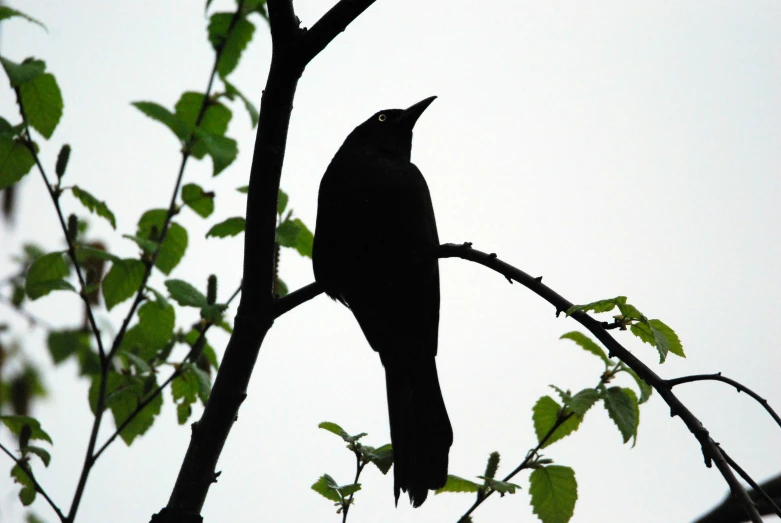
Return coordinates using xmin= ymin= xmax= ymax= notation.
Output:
xmin=14 ymin=90 xmax=106 ymax=362
xmin=65 ymin=10 xmax=245 ymax=522
xmin=0 ymin=440 xmax=66 ymax=522
xmin=342 ymin=447 xmax=365 ymax=523
xmin=667 ymin=373 xmax=781 ymax=429
xmin=92 ymin=284 xmax=242 ymax=462
xmin=719 ymin=447 xmax=781 ymax=519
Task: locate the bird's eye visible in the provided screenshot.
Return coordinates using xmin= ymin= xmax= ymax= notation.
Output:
xmin=378 ymin=114 xmax=386 ymax=122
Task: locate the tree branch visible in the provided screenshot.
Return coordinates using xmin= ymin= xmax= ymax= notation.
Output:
xmin=719 ymin=447 xmax=781 ymax=519
xmin=438 ymin=242 xmax=763 ymax=523
xmin=666 ymin=373 xmax=781 ymax=430
xmin=0 ymin=440 xmax=66 ymax=522
xmin=159 ymin=1 xmax=377 ymax=519
xmin=273 ymin=281 xmax=322 ymax=317
xmin=297 ymin=0 xmax=378 ymax=65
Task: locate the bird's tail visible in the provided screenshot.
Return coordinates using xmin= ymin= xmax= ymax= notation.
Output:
xmin=383 ymin=353 xmax=453 ymax=508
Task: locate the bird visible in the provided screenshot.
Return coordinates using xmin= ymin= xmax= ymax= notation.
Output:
xmin=312 ymin=96 xmax=452 ymax=508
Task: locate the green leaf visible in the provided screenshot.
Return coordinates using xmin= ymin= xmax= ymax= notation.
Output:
xmin=223 ymin=79 xmax=258 ymax=127
xmin=317 ymin=421 xmax=366 ymax=443
xmin=529 ymin=465 xmax=578 ymax=523
xmin=362 ymin=443 xmax=393 ymax=475
xmin=480 ymin=477 xmax=521 ymax=495
xmin=166 ymin=279 xmax=208 ymax=307
xmin=0 ymin=56 xmax=45 ymax=87
xmin=435 ymin=475 xmax=481 ymax=494
xmin=122 ymin=234 xmax=159 ymax=254
xmin=310 ymin=474 xmax=360 ymax=503
xmin=206 ymin=216 xmax=245 ymax=238
xmin=102 ymin=259 xmax=145 ymax=310
xmin=0 ymin=7 xmax=47 ymax=29
xmin=559 ymin=331 xmax=611 ymax=365
xmin=532 ymin=396 xmax=582 ymax=448
xmin=566 ymin=296 xmax=626 ymax=316
xmin=19 ymin=485 xmax=36 ymax=506
xmin=89 ymin=373 xmax=163 ymax=445
xmin=277 ymin=188 xmax=288 ymax=215
xmin=194 ymin=129 xmax=237 ymax=175
xmin=236 ymin=185 xmax=248 ymax=194
xmin=23 ymin=445 xmax=51 ymax=467
xmin=0 ymin=135 xmax=35 ymax=190
xmin=135 ymin=298 xmax=176 ymax=352
xmin=567 ymin=389 xmax=600 ymax=417
xmin=175 ymin=92 xmax=231 ymax=137
xmin=176 ymin=403 xmax=192 ymax=424
xmin=208 ymin=14 xmax=255 ymax=79
xmin=200 ymin=303 xmax=227 ymax=323
xmin=47 ymin=329 xmax=90 ymax=364
xmin=19 ymin=73 xmax=63 ymax=139
xmin=157 ymin=223 xmax=188 ymax=275
xmin=275 ymin=277 xmax=288 ymax=297
xmin=276 ymin=218 xmax=314 ymax=258
xmin=0 ymin=415 xmax=52 ymax=443
xmin=131 ymin=101 xmax=189 ymax=142
xmin=620 ymin=365 xmax=653 ymax=404
xmin=76 ymin=245 xmax=121 ymax=264
xmin=191 ymin=365 xmax=212 ymax=403
xmin=631 ymin=318 xmax=682 ymax=363
xmin=121 ymin=351 xmax=152 ymax=374
xmin=136 ymin=211 xmax=188 ymax=274
xmin=181 ymin=183 xmax=215 ymax=218
xmin=25 ymin=251 xmax=73 ymax=299
xmin=616 ymin=301 xmax=644 ymax=321
xmin=71 ymin=185 xmax=117 ymax=228
xmin=603 ymin=387 xmax=639 ymax=445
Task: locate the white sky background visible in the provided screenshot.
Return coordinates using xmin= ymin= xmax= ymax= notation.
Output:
xmin=1 ymin=1 xmax=780 ymax=522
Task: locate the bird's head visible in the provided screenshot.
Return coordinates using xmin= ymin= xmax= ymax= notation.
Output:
xmin=344 ymin=96 xmax=437 ymax=159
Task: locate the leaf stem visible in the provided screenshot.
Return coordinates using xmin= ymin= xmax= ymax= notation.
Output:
xmin=0 ymin=440 xmax=66 ymax=522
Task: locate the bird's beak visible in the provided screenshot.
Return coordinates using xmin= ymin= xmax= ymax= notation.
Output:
xmin=397 ymin=96 xmax=437 ymax=129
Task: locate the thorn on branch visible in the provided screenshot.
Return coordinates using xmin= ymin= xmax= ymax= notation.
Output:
xmin=534 ymin=276 xmax=542 ymax=283
xmin=462 ymin=242 xmax=473 ymax=248
xmin=505 ymin=276 xmax=513 ymax=284
xmin=488 ymin=252 xmax=497 ymax=259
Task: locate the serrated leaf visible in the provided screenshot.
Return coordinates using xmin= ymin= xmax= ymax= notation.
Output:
xmin=175 ymin=92 xmax=231 ymax=136
xmin=529 ymin=465 xmax=577 ymax=523
xmin=318 ymin=421 xmax=351 ymax=441
xmin=603 ymin=387 xmax=639 ymax=445
xmin=122 ymin=234 xmax=159 ymax=254
xmin=166 ymin=279 xmax=207 ymax=307
xmin=181 ymin=183 xmax=215 ymax=218
xmin=311 ymin=474 xmax=360 ymax=503
xmin=89 ymin=373 xmax=163 ymax=445
xmin=71 ymin=185 xmax=116 ymax=228
xmin=176 ymin=402 xmax=192 ymax=424
xmin=76 ymin=245 xmax=121 ymax=264
xmin=621 ymin=365 xmax=653 ymax=404
xmin=362 ymin=443 xmax=393 ymax=475
xmin=616 ymin=301 xmax=644 ymax=321
xmin=193 ymin=129 xmax=237 ymax=175
xmin=276 ymin=218 xmax=314 ymax=258
xmin=480 ymin=477 xmax=521 ymax=495
xmin=651 ymin=319 xmax=683 ymax=358
xmin=47 ymin=329 xmax=90 ymax=364
xmin=0 ymin=7 xmax=47 ymax=29
xmin=19 ymin=72 xmax=62 ymax=139
xmin=559 ymin=331 xmax=611 ymax=365
xmin=435 ymin=475 xmax=481 ymax=494
xmin=19 ymin=485 xmax=36 ymax=505
xmin=223 ymin=79 xmax=258 ymax=127
xmin=0 ymin=135 xmax=35 ymax=190
xmin=208 ymin=13 xmax=255 ymax=79
xmin=0 ymin=415 xmax=52 ymax=443
xmin=25 ymin=251 xmax=73 ymax=299
xmin=0 ymin=56 xmax=45 ymax=87
xmin=23 ymin=445 xmax=51 ymax=467
xmin=566 ymin=296 xmax=626 ymax=316
xmin=206 ymin=216 xmax=245 ymax=238
xmin=191 ymin=365 xmax=212 ymax=403
xmin=131 ymin=101 xmax=189 ymax=142
xmin=157 ymin=223 xmax=187 ymax=275
xmin=567 ymin=389 xmax=600 ymax=417
xmin=102 ymin=259 xmax=145 ymax=310
xmin=532 ymin=396 xmax=582 ymax=448
xmin=631 ymin=319 xmax=680 ymax=363
xmin=134 ymin=298 xmax=176 ymax=353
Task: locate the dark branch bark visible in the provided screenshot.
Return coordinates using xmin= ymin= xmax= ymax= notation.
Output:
xmin=297 ymin=0 xmax=377 ymax=65
xmin=694 ymin=473 xmax=781 ymax=523
xmin=666 ymin=373 xmax=781 ymax=430
xmin=155 ymin=1 xmax=378 ymax=520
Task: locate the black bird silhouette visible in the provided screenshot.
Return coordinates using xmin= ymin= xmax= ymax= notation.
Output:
xmin=313 ymin=97 xmax=452 ymax=507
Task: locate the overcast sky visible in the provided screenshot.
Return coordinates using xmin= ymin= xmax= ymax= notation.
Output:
xmin=2 ymin=1 xmax=780 ymax=522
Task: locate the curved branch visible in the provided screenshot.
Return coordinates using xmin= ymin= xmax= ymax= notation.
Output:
xmin=666 ymin=373 xmax=781 ymax=430
xmin=273 ymin=281 xmax=322 ymax=318
xmin=437 ymin=242 xmax=763 ymax=523
xmin=0 ymin=441 xmax=66 ymax=522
